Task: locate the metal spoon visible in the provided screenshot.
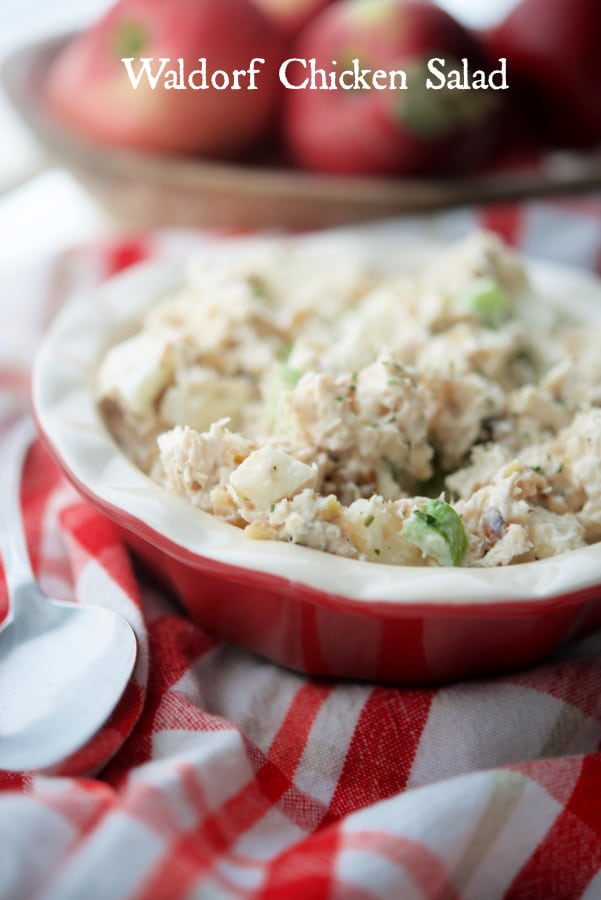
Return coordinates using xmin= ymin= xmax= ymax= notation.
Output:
xmin=0 ymin=418 xmax=137 ymax=771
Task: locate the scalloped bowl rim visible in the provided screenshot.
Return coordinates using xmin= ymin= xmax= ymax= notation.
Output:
xmin=31 ymin=229 xmax=601 ymax=612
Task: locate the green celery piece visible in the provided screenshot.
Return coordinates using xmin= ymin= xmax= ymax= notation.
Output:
xmin=459 ymin=277 xmax=512 ymax=328
xmin=402 ymin=499 xmax=468 ymax=566
xmin=274 ymin=362 xmax=302 ymax=389
xmin=265 ymin=362 xmax=302 ymax=433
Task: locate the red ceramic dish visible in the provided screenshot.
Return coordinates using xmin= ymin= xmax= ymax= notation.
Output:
xmin=32 ymin=232 xmax=601 ymax=684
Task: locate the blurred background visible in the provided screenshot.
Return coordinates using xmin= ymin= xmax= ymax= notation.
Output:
xmin=0 ymin=0 xmax=598 ymax=246
xmin=0 ymin=0 xmax=517 ymax=193
xmin=0 ymin=0 xmax=107 ymax=190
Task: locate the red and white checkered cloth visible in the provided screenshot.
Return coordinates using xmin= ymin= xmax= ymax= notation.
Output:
xmin=2 ymin=198 xmax=601 ymax=900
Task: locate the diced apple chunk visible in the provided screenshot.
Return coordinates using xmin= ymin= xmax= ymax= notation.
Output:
xmin=160 ymin=369 xmax=253 ymax=432
xmin=97 ymin=333 xmax=170 ymax=416
xmin=229 ymin=445 xmax=317 ymax=508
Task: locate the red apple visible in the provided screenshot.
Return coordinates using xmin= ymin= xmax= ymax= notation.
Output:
xmin=485 ymin=0 xmax=601 ymax=149
xmin=249 ymin=0 xmax=335 ymax=40
xmin=475 ymin=26 xmax=542 ymax=168
xmin=283 ymin=0 xmax=503 ymax=176
xmin=45 ymin=0 xmax=283 ymax=157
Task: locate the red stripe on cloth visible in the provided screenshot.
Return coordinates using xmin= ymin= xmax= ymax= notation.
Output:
xmin=34 ymin=778 xmax=116 ymax=835
xmin=505 ymin=660 xmax=601 ymax=722
xmin=510 ymin=756 xmax=583 ymax=807
xmin=187 ymin=681 xmax=331 ymax=840
xmin=0 ymin=772 xmax=33 ymax=792
xmin=125 ymin=776 xmax=194 ymax=837
xmin=56 ymin=681 xmax=146 ymax=777
xmin=151 ymin=689 xmax=231 ymax=736
xmin=21 ymin=441 xmax=66 ymax=584
xmin=123 ymin=761 xmax=251 ymax=885
xmin=0 ymin=367 xmax=29 ymax=392
xmin=132 ymin=772 xmax=264 ymax=899
xmin=506 ymin=754 xmax=601 ymax=899
xmin=256 ymin=825 xmax=461 ymax=900
xmin=147 ymin=616 xmax=218 ymax=699
xmin=256 ymin=825 xmax=342 ymax=900
xmin=563 ymin=754 xmax=601 ymax=841
xmin=324 ymin=688 xmax=433 ymax=824
xmin=267 ymin=682 xmax=333 ymax=779
xmin=477 ymin=204 xmax=525 ymax=246
xmin=343 ymin=830 xmax=461 ymax=900
xmin=59 ymin=501 xmax=141 ymax=605
xmin=177 ymin=760 xmax=211 ymax=821
xmin=101 ymin=236 xmax=154 ymax=278
xmin=134 ymin=683 xmax=333 ymax=898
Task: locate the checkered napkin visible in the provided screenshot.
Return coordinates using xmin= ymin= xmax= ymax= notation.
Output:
xmin=2 ymin=198 xmax=601 ymax=900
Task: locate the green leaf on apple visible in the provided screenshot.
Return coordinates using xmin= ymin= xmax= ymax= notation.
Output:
xmin=399 ymin=57 xmax=496 ymax=140
xmin=113 ymin=19 xmax=148 ymax=59
xmin=348 ymin=0 xmax=396 ymax=26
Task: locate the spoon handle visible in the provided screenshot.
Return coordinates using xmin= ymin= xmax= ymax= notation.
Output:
xmin=0 ymin=417 xmax=37 ymax=601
